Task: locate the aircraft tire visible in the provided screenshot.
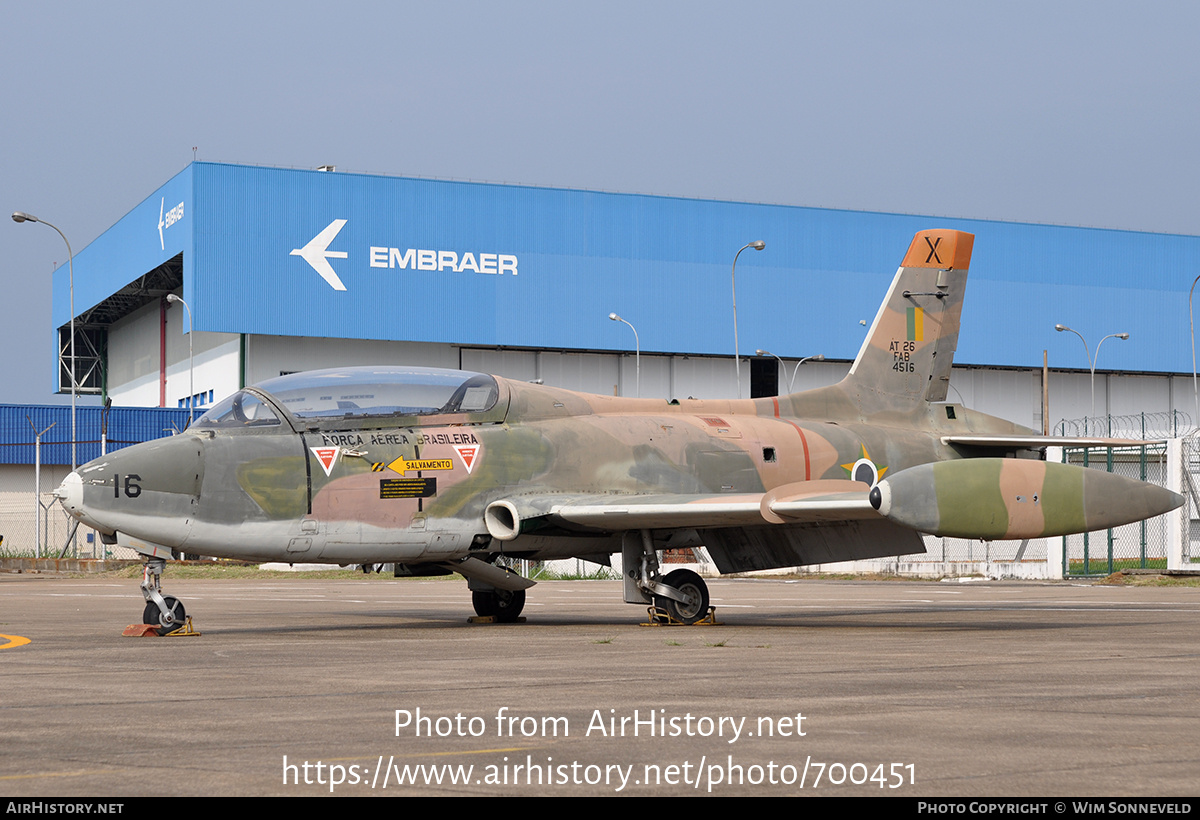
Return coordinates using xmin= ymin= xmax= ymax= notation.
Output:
xmin=472 ymin=588 xmax=525 ymax=622
xmin=142 ymin=596 xmax=186 ymax=634
xmin=493 ymin=587 xmax=525 ymax=622
xmin=472 ymin=590 xmax=498 ymax=617
xmin=655 ymin=569 xmax=709 ymax=625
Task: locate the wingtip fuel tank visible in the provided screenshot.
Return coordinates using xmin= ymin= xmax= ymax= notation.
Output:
xmin=870 ymin=459 xmax=1184 ymax=540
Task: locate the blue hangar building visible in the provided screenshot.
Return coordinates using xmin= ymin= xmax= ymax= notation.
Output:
xmin=52 ymin=161 xmax=1200 ymax=435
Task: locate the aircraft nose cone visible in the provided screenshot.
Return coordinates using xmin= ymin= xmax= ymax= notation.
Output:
xmin=54 ymin=435 xmax=206 ymax=541
xmin=54 ymin=470 xmax=83 ymax=513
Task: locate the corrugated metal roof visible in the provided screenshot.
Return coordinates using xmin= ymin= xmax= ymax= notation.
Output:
xmin=0 ymin=405 xmax=193 ymax=466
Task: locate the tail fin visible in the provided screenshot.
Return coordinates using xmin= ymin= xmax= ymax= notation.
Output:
xmin=841 ymin=229 xmax=974 ymax=414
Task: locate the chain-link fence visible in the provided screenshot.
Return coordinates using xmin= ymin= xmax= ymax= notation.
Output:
xmin=0 ymin=465 xmax=140 ymax=559
xmin=910 ymin=535 xmax=1048 ymax=564
xmin=841 ymin=441 xmax=1179 ymax=578
xmin=1060 ymin=443 xmax=1171 ymax=576
xmin=1 ymin=463 xmax=81 ymax=557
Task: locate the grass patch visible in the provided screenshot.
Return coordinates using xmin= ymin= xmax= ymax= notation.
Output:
xmin=532 ymin=565 xmax=620 ymax=581
xmin=1069 ymin=557 xmax=1168 ymax=576
xmin=1096 ymin=570 xmax=1200 ymax=587
xmin=0 ymin=548 xmax=39 ymax=559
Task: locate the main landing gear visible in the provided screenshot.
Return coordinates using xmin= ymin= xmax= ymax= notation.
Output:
xmin=471 ymin=585 xmax=526 ymax=623
xmin=471 ymin=562 xmax=526 ymax=622
xmin=623 ymin=530 xmax=712 ymax=625
xmin=654 ymin=568 xmax=710 ymax=624
xmin=454 ymin=557 xmax=533 ymax=623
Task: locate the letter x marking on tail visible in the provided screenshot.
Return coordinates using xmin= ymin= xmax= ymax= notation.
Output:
xmin=924 ymin=236 xmax=942 ymax=265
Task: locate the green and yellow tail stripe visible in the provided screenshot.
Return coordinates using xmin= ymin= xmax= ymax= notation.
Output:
xmin=906 ymin=307 xmax=924 ymax=342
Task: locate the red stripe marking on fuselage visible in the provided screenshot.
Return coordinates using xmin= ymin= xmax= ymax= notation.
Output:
xmin=772 ymin=397 xmax=811 ymax=480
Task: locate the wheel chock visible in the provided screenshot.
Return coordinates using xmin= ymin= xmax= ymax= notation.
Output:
xmin=121 ymin=617 xmax=201 ymax=638
xmin=123 ymin=624 xmax=161 ymax=637
xmin=164 ymin=617 xmax=201 ymax=637
xmin=467 ymin=616 xmax=527 ymax=624
xmin=641 ymin=606 xmax=722 ymax=626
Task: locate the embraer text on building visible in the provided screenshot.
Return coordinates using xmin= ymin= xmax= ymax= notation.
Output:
xmin=369 ymin=247 xmax=518 ymax=275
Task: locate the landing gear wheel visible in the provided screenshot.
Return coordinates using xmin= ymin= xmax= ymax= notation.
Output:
xmin=655 ymin=569 xmax=709 ymax=624
xmin=143 ymin=596 xmax=186 ymax=634
xmin=472 ymin=588 xmax=526 ymax=622
xmin=472 ymin=590 xmax=497 ymax=617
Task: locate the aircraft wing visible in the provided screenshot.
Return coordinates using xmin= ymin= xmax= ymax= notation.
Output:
xmin=550 ymin=493 xmax=766 ymax=530
xmin=942 ymin=435 xmax=1164 ymax=449
xmin=485 ymin=480 xmax=877 ymax=539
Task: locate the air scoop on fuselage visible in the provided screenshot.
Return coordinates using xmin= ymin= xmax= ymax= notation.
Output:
xmin=54 ymin=433 xmax=205 ymax=549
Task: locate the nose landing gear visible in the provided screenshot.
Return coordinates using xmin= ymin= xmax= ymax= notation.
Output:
xmin=142 ymin=595 xmax=186 ymax=632
xmin=138 ymin=557 xmax=195 ymax=635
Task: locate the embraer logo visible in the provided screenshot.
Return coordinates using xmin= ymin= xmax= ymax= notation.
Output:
xmin=291 ymin=219 xmax=521 ymax=291
xmin=291 ymin=219 xmax=350 ymax=291
xmin=158 ymin=197 xmax=185 ymax=251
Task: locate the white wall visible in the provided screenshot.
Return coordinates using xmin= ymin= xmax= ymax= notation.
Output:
xmin=107 ymin=293 xmax=241 ymax=409
xmin=244 ymin=336 xmax=460 ymax=385
xmin=101 ymin=324 xmax=1195 ymax=438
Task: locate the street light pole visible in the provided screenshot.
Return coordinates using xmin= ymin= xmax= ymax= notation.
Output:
xmin=788 ymin=354 xmax=825 ymax=393
xmin=1190 ymin=273 xmax=1200 ymax=427
xmin=1055 ymin=324 xmax=1129 ymax=421
xmin=13 ymin=212 xmax=76 ymax=472
xmin=731 ymin=240 xmax=765 ymax=399
xmin=608 ymin=312 xmax=640 ymax=397
xmin=1093 ymin=332 xmax=1130 ymax=426
xmin=167 ymin=294 xmax=195 ymax=425
xmin=27 ymin=417 xmax=57 ymax=559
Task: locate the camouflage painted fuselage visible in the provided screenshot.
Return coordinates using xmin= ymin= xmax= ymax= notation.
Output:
xmin=56 ymin=370 xmax=1034 ymax=572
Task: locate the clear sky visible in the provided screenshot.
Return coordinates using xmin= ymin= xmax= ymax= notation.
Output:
xmin=4 ymin=1 xmax=1199 ymax=405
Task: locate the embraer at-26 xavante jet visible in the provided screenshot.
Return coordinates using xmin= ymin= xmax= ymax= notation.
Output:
xmin=55 ymin=230 xmax=1182 ymax=630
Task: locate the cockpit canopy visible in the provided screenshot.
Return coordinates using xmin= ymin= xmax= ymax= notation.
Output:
xmin=193 ymin=366 xmax=502 ymax=428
